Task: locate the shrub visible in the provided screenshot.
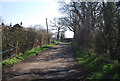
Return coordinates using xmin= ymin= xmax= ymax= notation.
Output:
xmin=75 ymin=49 xmax=120 ymax=79
xmin=2 ymin=25 xmax=50 ymax=59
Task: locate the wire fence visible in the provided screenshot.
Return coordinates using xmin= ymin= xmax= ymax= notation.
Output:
xmin=0 ymin=47 xmax=17 ymax=61
xmin=0 ymin=47 xmax=17 ymax=54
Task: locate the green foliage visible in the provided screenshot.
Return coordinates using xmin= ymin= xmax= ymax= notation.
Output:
xmin=75 ymin=49 xmax=120 ymax=79
xmin=52 ymin=41 xmax=59 ymax=45
xmin=1 ymin=42 xmax=58 ymax=67
xmin=89 ymin=72 xmax=102 ymax=79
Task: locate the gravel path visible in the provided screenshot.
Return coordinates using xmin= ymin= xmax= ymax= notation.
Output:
xmin=2 ymin=42 xmax=86 ymax=81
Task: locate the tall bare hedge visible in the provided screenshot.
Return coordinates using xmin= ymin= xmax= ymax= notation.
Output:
xmin=2 ymin=25 xmax=49 ymax=59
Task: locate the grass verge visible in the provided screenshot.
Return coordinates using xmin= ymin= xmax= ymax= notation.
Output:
xmin=75 ymin=50 xmax=120 ymax=79
xmin=1 ymin=42 xmax=59 ymax=67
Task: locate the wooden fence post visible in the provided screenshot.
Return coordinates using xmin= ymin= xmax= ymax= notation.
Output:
xmin=16 ymin=41 xmax=18 ymax=55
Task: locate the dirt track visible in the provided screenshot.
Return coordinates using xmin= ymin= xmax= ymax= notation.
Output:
xmin=2 ymin=42 xmax=86 ymax=81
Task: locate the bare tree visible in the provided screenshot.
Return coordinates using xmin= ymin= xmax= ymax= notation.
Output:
xmin=59 ymin=1 xmax=102 ymax=49
xmin=50 ymin=18 xmax=66 ymax=41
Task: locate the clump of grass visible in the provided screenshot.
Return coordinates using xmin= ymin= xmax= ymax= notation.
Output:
xmin=51 ymin=41 xmax=59 ymax=45
xmin=75 ymin=49 xmax=120 ymax=79
xmin=1 ymin=42 xmax=58 ymax=67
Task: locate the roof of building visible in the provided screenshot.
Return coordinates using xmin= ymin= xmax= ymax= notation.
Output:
xmin=13 ymin=24 xmax=22 ymax=28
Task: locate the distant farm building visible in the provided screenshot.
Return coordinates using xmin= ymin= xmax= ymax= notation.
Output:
xmin=13 ymin=24 xmax=23 ymax=28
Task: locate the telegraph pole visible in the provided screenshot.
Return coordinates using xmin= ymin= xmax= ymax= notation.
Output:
xmin=46 ymin=18 xmax=50 ymax=44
